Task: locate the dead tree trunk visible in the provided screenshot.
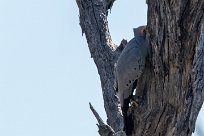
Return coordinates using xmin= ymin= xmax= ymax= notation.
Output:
xmin=133 ymin=1 xmax=204 ymax=136
xmin=76 ymin=0 xmax=204 ymax=136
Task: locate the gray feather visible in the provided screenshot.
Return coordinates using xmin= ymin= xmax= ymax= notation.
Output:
xmin=115 ymin=35 xmax=149 ymax=107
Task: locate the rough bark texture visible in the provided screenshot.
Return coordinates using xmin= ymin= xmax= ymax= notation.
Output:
xmin=76 ymin=0 xmax=124 ymax=133
xmin=76 ymin=0 xmax=204 ymax=136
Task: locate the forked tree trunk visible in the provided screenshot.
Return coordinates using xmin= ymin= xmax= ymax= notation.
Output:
xmin=76 ymin=0 xmax=204 ymax=136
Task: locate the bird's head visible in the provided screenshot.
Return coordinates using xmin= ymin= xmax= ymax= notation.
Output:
xmin=133 ymin=25 xmax=147 ymax=37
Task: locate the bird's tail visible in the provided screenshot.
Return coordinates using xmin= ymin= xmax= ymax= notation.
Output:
xmin=122 ymin=98 xmax=134 ymax=135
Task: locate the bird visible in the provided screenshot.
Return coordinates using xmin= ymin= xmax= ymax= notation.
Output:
xmin=115 ymin=25 xmax=149 ymax=135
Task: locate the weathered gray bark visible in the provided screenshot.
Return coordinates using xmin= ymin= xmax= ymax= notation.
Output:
xmin=132 ymin=1 xmax=204 ymax=136
xmin=76 ymin=0 xmax=204 ymax=136
xmin=76 ymin=0 xmax=124 ymax=133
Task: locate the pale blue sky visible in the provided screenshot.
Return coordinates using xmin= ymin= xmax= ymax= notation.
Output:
xmin=0 ymin=0 xmax=202 ymax=136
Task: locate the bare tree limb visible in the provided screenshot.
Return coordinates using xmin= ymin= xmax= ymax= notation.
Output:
xmin=76 ymin=0 xmax=123 ymax=132
xmin=89 ymin=102 xmax=126 ymax=136
xmin=89 ymin=103 xmax=115 ymax=136
xmin=89 ymin=102 xmax=106 ymax=125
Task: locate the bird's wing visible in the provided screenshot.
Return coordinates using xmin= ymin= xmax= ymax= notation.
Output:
xmin=116 ymin=46 xmax=145 ymax=92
